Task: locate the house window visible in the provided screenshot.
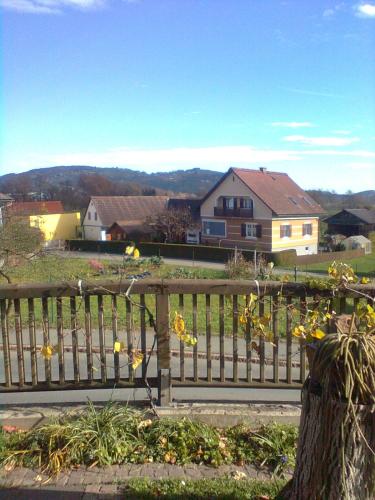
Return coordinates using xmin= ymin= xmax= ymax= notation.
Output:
xmin=302 ymin=223 xmax=312 ymax=236
xmin=242 ymin=223 xmax=262 ymax=239
xmin=240 ymin=198 xmax=253 ymax=209
xmin=88 ymin=212 xmax=91 ymax=220
xmin=224 ymin=197 xmax=235 ymax=209
xmin=280 ymin=225 xmax=292 ymax=238
xmin=94 ymin=212 xmax=98 ymax=221
xmin=202 ymin=220 xmax=226 ymax=237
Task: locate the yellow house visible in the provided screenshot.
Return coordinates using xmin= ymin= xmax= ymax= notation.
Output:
xmin=30 ymin=212 xmax=81 ymax=241
xmin=200 ymin=167 xmax=325 ymax=255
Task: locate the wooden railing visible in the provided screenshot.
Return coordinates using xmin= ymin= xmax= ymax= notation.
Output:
xmin=1 ymin=280 xmax=374 ymax=404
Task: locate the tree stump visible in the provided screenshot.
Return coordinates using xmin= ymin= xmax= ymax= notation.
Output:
xmin=288 ymin=382 xmax=375 ymax=499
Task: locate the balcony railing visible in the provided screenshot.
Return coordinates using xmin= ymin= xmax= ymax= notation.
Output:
xmin=214 ymin=207 xmax=253 ymax=218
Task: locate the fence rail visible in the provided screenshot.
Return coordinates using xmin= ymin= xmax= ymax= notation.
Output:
xmin=1 ymin=279 xmax=374 ymax=404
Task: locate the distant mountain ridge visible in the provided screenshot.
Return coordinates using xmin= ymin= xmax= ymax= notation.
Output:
xmin=0 ymin=165 xmax=374 ymax=213
xmin=0 ymin=166 xmax=222 ymax=196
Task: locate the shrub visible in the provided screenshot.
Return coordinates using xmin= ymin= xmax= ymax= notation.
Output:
xmin=226 ymin=252 xmax=257 ymax=279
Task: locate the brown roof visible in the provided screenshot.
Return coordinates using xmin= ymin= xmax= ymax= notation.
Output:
xmin=7 ymin=201 xmax=64 ymax=216
xmin=91 ymin=196 xmax=169 ymax=226
xmin=204 ymin=168 xmax=324 ymax=216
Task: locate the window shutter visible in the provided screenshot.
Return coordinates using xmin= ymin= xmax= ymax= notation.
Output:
xmin=241 ymin=224 xmax=246 ymax=237
xmin=256 ymin=224 xmax=262 ymax=238
xmin=288 ymin=226 xmax=292 ymax=237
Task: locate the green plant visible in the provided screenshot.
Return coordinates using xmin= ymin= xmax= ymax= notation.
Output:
xmin=0 ymin=402 xmax=298 ymax=476
xmin=141 ymin=418 xmax=228 ymax=466
xmin=166 ymin=267 xmax=196 ymax=279
xmin=226 ymin=423 xmax=298 ymax=475
xmin=122 ymin=477 xmax=287 ymax=499
xmin=226 ymin=252 xmax=256 ymax=280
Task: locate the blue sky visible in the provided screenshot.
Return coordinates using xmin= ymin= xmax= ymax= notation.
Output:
xmin=1 ymin=0 xmax=374 ymax=193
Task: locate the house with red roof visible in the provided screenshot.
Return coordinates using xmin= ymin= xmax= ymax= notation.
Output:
xmin=200 ymin=167 xmax=325 ymax=255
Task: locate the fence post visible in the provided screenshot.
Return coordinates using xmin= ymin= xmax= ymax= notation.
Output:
xmin=156 ymin=289 xmax=171 ymax=406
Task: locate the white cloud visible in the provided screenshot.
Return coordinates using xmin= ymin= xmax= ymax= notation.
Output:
xmin=332 ymin=130 xmax=352 ymax=135
xmin=282 ymin=87 xmax=344 ymax=98
xmin=283 ymin=135 xmax=359 ymax=146
xmin=271 ymin=121 xmax=313 ymax=128
xmin=0 ymin=0 xmax=106 ymax=14
xmin=355 ymin=3 xmax=375 ymax=17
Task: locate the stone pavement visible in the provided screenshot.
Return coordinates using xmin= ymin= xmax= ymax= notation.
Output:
xmin=0 ymin=462 xmax=282 ymax=499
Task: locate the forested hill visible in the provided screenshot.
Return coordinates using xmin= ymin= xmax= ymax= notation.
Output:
xmin=0 ymin=165 xmax=374 ymax=213
xmin=0 ymin=166 xmax=222 ymax=210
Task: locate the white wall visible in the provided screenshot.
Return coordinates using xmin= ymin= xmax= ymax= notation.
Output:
xmin=82 ymin=200 xmax=103 ymax=240
xmin=200 ymin=171 xmax=272 ymax=219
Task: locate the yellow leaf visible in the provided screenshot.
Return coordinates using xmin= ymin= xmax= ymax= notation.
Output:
xmin=125 ymin=245 xmax=134 ymax=255
xmin=133 ymin=248 xmax=140 ymax=259
xmin=361 ymin=277 xmax=370 ymax=284
xmin=293 ymin=325 xmax=305 ymax=337
xmin=311 ymin=329 xmax=326 ymax=340
xmin=113 ymin=341 xmax=125 ymax=353
xmin=132 ymin=351 xmax=143 ymax=369
xmin=40 ymin=345 xmax=55 ymax=359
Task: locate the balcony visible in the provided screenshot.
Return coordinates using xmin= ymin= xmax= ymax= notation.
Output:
xmin=214 ymin=207 xmax=253 ymax=218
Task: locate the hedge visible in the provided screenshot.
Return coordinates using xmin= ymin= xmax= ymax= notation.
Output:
xmin=67 ymin=240 xmax=259 ymax=262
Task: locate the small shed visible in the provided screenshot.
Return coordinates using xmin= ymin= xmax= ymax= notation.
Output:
xmin=106 ymin=220 xmax=154 ymax=241
xmin=342 ymin=235 xmax=372 ymax=255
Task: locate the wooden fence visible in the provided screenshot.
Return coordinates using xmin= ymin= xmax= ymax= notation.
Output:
xmin=1 ymin=279 xmax=374 ymax=404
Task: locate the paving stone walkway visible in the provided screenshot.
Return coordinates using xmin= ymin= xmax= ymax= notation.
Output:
xmin=0 ymin=463 xmax=283 ymax=499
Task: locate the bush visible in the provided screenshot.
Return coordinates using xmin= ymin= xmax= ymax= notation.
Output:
xmin=226 ymin=252 xmax=257 ymax=279
xmin=0 ymin=402 xmax=297 ymax=475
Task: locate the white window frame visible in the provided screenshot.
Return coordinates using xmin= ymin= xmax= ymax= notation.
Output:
xmin=302 ymin=222 xmax=312 ymax=238
xmin=202 ymin=219 xmax=227 ymax=237
xmin=280 ymin=224 xmax=292 ymax=239
xmin=245 ymin=223 xmax=258 ymax=239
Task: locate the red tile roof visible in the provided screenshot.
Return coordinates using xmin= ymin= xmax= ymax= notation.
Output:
xmin=91 ymin=196 xmax=169 ymax=226
xmin=7 ymin=201 xmax=64 ymax=216
xmin=231 ymin=168 xmax=324 ymax=216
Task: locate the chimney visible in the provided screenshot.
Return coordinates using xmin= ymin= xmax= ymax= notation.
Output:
xmin=259 ymin=167 xmax=267 ymax=173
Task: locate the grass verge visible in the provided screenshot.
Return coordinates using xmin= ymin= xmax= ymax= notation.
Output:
xmin=121 ymin=477 xmax=287 ymax=499
xmin=0 ymin=402 xmax=297 ymax=476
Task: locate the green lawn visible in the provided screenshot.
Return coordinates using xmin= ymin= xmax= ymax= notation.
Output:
xmin=122 ymin=478 xmax=287 ymax=499
xmin=293 ymin=253 xmax=375 ymax=278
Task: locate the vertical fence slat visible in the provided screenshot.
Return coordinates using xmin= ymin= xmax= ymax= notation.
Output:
xmin=205 ymin=294 xmax=212 ymax=383
xmin=272 ymin=296 xmax=279 ymax=383
xmin=0 ymin=299 xmax=11 ymax=387
xmin=192 ymin=294 xmax=198 ymax=382
xmin=84 ymin=295 xmax=93 ymax=382
xmin=56 ymin=297 xmax=65 ymax=385
xmin=219 ymin=295 xmax=225 ymax=382
xmin=140 ymin=294 xmax=147 ymax=380
xmin=70 ymin=296 xmax=80 ymax=384
xmin=286 ymin=296 xmax=292 ymax=384
xmin=259 ymin=297 xmax=265 ymax=383
xmin=14 ymin=299 xmax=25 ymax=386
xmin=126 ymin=298 xmax=134 ymax=382
xmin=299 ymin=296 xmax=307 ymax=383
xmin=339 ymin=296 xmax=346 ymax=314
xmin=97 ymin=295 xmax=106 ymax=383
xmin=245 ymin=294 xmax=252 ymax=383
xmin=28 ymin=298 xmax=37 ymax=386
xmin=42 ymin=297 xmax=51 ymax=383
xmin=112 ymin=295 xmax=120 ymax=382
xmin=232 ymin=295 xmax=238 ymax=383
xmin=156 ymin=291 xmax=171 ymax=406
xmin=178 ymin=294 xmax=185 ymax=382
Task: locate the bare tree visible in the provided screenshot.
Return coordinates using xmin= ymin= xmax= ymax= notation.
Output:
xmin=0 ymin=216 xmax=44 ymax=283
xmin=147 ymin=208 xmax=193 ymax=243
